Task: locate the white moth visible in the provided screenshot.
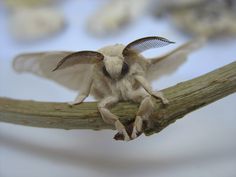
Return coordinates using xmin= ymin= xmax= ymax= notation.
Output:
xmin=13 ymin=36 xmax=204 ymax=141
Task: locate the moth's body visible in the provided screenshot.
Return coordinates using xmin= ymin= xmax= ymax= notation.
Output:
xmin=13 ymin=36 xmax=205 ymax=141
xmin=92 ymin=44 xmax=147 ymax=101
xmin=68 ymin=44 xmax=159 ymax=140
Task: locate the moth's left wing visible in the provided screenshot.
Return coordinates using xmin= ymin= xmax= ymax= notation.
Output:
xmin=13 ymin=51 xmax=97 ymax=91
xmin=147 ymin=37 xmax=206 ymax=81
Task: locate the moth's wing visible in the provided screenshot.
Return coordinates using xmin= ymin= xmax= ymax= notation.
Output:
xmin=13 ymin=51 xmax=94 ymax=91
xmin=147 ymin=37 xmax=206 ymax=81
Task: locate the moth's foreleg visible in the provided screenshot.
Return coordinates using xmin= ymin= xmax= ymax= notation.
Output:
xmin=98 ymin=96 xmax=130 ymax=141
xmin=68 ymin=78 xmax=93 ymax=106
xmin=151 ymin=91 xmax=169 ymax=105
xmin=68 ymin=93 xmax=89 ymax=105
xmin=135 ymin=75 xmax=169 ymax=105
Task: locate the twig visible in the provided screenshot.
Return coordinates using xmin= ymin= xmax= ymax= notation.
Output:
xmin=0 ymin=61 xmax=236 ymax=135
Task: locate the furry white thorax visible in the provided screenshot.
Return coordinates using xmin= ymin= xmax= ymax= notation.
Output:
xmin=112 ymin=78 xmax=134 ymax=100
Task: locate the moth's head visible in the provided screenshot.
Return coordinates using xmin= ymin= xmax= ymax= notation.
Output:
xmin=102 ymin=55 xmax=129 ymax=80
xmin=98 ymin=44 xmax=129 ymax=80
xmin=96 ymin=36 xmax=175 ymax=80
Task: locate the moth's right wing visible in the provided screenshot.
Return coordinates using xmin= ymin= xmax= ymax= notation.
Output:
xmin=13 ymin=51 xmax=95 ymax=91
xmin=147 ymin=37 xmax=206 ymax=81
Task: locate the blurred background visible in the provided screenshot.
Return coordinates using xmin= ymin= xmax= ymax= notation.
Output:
xmin=0 ymin=0 xmax=236 ymax=177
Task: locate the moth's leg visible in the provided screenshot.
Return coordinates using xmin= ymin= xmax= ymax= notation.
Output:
xmin=135 ymin=75 xmax=169 ymax=105
xmin=128 ymin=90 xmax=154 ymax=139
xmin=152 ymin=91 xmax=169 ymax=105
xmin=68 ymin=94 xmax=88 ymax=106
xmin=68 ymin=78 xmax=93 ymax=106
xmin=98 ymin=96 xmax=130 ymax=141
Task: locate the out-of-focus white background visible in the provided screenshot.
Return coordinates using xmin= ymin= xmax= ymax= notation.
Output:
xmin=0 ymin=1 xmax=236 ymax=177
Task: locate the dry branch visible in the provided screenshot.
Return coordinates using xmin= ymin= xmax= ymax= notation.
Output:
xmin=0 ymin=61 xmax=236 ymax=135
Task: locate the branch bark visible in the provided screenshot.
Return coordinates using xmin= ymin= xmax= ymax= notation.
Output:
xmin=0 ymin=61 xmax=236 ymax=135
